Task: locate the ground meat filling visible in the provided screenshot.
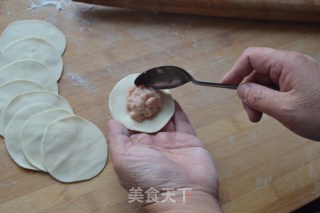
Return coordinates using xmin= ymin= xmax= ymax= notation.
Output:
xmin=127 ymin=85 xmax=161 ymax=122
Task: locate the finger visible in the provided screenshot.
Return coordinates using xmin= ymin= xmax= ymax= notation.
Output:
xmin=107 ymin=119 xmax=131 ymax=150
xmin=154 ymin=132 xmax=204 ymax=149
xmin=222 ymin=49 xmax=254 ymax=84
xmin=173 ymin=101 xmax=197 ymax=136
xmin=246 ymin=71 xmax=276 ymax=86
xmin=242 ymin=102 xmax=263 ymax=123
xmin=222 ymin=47 xmax=287 ymax=84
xmin=238 ymin=82 xmax=288 ymax=120
xmin=160 ymin=119 xmax=176 ymax=132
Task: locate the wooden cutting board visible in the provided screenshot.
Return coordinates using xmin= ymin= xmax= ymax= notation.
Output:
xmin=1 ymin=0 xmax=320 ymax=212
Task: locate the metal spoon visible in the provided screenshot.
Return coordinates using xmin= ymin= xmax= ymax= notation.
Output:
xmin=134 ymin=66 xmax=238 ymax=90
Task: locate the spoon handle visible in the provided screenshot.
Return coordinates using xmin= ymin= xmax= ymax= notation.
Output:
xmin=192 ymin=80 xmax=238 ymax=89
xmin=192 ymin=80 xmax=280 ymax=90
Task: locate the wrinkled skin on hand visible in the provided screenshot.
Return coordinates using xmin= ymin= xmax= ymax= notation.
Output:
xmin=107 ymin=102 xmax=218 ymax=199
xmin=223 ymin=47 xmax=320 ymax=141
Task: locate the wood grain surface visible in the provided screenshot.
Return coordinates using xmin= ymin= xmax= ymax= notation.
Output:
xmin=1 ymin=0 xmax=320 ymax=212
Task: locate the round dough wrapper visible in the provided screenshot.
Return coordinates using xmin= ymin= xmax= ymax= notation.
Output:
xmin=109 ymin=73 xmax=175 ymax=133
xmin=21 ymin=108 xmax=72 ymax=171
xmin=0 ymin=90 xmax=73 ymax=135
xmin=0 ymin=38 xmax=63 ymax=81
xmin=0 ymin=80 xmax=45 ymax=116
xmin=0 ymin=59 xmax=58 ymax=93
xmin=4 ymin=103 xmax=55 ymax=170
xmin=0 ymin=20 xmax=66 ymax=55
xmin=42 ymin=115 xmax=108 ymax=183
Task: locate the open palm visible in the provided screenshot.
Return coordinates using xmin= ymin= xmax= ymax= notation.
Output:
xmin=107 ymin=102 xmax=218 ymax=198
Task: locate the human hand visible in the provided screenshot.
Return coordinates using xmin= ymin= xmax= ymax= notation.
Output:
xmin=107 ymin=102 xmax=221 ymax=212
xmin=222 ymin=47 xmax=320 ymax=141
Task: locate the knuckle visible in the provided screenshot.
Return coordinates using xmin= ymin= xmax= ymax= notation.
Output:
xmin=290 ymin=51 xmax=304 ymax=62
xmin=288 ymin=51 xmax=313 ymax=66
xmin=274 ymin=96 xmax=295 ymax=123
xmin=247 ymin=87 xmax=264 ymax=108
xmin=244 ymin=47 xmax=256 ymax=56
xmin=245 ymin=47 xmax=273 ymax=54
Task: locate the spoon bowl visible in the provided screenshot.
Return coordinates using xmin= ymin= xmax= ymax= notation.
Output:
xmin=134 ymin=66 xmax=238 ymax=90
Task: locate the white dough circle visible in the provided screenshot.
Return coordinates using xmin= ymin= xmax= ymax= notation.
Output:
xmin=0 ymin=60 xmax=58 ymax=93
xmin=109 ymin=73 xmax=175 ymax=133
xmin=0 ymin=90 xmax=74 ymax=135
xmin=21 ymin=108 xmax=72 ymax=171
xmin=0 ymin=20 xmax=66 ymax=55
xmin=4 ymin=103 xmax=55 ymax=170
xmin=0 ymin=38 xmax=63 ymax=81
xmin=0 ymin=80 xmax=45 ymax=117
xmin=42 ymin=115 xmax=108 ymax=183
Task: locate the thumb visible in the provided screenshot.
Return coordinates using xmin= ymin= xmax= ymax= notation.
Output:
xmin=237 ymin=83 xmax=287 ymax=120
xmin=107 ymin=119 xmax=131 ymax=151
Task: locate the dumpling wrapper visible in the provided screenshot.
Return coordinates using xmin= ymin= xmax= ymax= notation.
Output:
xmin=4 ymin=103 xmax=55 ymax=170
xmin=0 ymin=20 xmax=66 ymax=55
xmin=0 ymin=90 xmax=73 ymax=136
xmin=0 ymin=38 xmax=63 ymax=81
xmin=21 ymin=108 xmax=72 ymax=171
xmin=109 ymin=73 xmax=175 ymax=133
xmin=0 ymin=80 xmax=45 ymax=117
xmin=0 ymin=59 xmax=58 ymax=93
xmin=42 ymin=115 xmax=108 ymax=183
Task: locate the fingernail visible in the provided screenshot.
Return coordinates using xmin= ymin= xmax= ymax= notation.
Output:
xmin=238 ymin=84 xmax=250 ymax=101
